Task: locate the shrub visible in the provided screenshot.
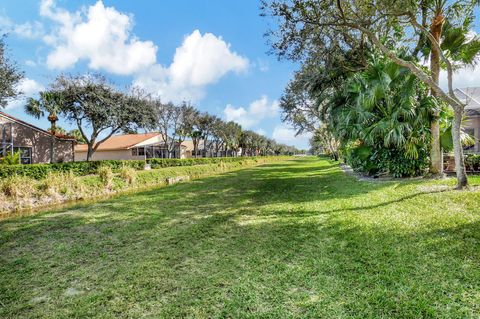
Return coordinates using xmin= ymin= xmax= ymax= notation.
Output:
xmin=0 ymin=151 xmax=21 ymax=165
xmin=119 ymin=166 xmax=137 ymax=185
xmin=39 ymin=171 xmax=80 ymax=197
xmin=0 ymin=175 xmax=35 ymax=198
xmin=97 ymin=166 xmax=114 ymax=189
xmin=465 ymin=154 xmax=480 ymax=171
xmin=0 ymin=156 xmax=289 ymax=213
xmin=373 ymin=148 xmax=429 ymax=177
xmin=343 ymin=143 xmax=429 ymax=177
xmin=0 ymin=156 xmax=281 ymax=180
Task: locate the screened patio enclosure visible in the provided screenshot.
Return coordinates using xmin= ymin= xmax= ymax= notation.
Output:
xmin=131 ymin=145 xmax=181 ymax=159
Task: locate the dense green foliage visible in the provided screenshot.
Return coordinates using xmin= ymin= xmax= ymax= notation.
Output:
xmin=328 ymin=58 xmax=434 ymax=177
xmin=464 ymin=154 xmax=480 ymax=171
xmin=0 ymin=151 xmax=20 ymax=165
xmin=0 ymin=157 xmax=276 ymax=180
xmin=2 ymin=157 xmax=480 ymax=318
xmin=263 ymin=0 xmax=480 ymax=187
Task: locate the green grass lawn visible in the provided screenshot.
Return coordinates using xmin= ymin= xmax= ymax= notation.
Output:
xmin=1 ymin=157 xmax=480 ymax=318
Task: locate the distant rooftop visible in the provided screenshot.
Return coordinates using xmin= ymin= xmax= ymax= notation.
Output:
xmin=455 ymin=88 xmax=480 ymax=116
xmin=75 ymin=132 xmax=161 ymax=152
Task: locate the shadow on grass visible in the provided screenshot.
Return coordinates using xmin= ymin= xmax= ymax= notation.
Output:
xmin=1 ymin=157 xmax=478 ymax=318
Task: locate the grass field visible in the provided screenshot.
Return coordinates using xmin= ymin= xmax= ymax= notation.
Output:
xmin=1 ymin=157 xmax=480 ymax=318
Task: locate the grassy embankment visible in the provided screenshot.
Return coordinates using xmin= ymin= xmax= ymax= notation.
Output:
xmin=1 ymin=157 xmax=480 ymax=318
xmin=0 ymin=157 xmax=287 ymax=214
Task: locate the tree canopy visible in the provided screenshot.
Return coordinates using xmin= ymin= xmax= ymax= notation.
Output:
xmin=0 ymin=36 xmax=24 ymax=108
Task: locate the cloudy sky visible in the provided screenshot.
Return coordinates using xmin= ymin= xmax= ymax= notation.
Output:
xmin=0 ymin=0 xmax=312 ymax=148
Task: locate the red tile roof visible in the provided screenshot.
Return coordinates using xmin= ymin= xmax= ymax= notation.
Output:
xmin=75 ymin=132 xmax=161 ymax=152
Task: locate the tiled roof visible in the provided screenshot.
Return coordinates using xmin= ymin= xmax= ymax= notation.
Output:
xmin=75 ymin=132 xmax=161 ymax=151
xmin=456 ymin=88 xmax=480 ymax=111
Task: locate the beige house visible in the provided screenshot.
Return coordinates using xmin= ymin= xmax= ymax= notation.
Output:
xmin=0 ymin=111 xmax=76 ymax=164
xmin=181 ymin=140 xmax=206 ymax=158
xmin=181 ymin=139 xmax=242 ymax=157
xmin=75 ymin=133 xmax=189 ymax=161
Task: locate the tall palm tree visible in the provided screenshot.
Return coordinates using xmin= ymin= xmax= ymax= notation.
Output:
xmin=416 ymin=0 xmax=480 ymax=175
xmin=25 ymin=91 xmax=64 ymax=163
xmin=25 ymin=91 xmax=63 ymax=134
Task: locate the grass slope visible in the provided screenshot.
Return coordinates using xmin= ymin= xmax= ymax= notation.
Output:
xmin=1 ymin=157 xmax=480 ymax=318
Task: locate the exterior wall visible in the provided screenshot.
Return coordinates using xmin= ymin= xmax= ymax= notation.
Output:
xmin=179 ymin=146 xmax=187 ymax=159
xmin=75 ymin=149 xmax=146 ymax=161
xmin=0 ymin=116 xmax=74 ymax=163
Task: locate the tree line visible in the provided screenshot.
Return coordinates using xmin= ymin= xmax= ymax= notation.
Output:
xmin=262 ymin=0 xmax=480 ymax=188
xmin=0 ymin=42 xmax=300 ymax=162
xmin=25 ymin=74 xmax=299 ymax=160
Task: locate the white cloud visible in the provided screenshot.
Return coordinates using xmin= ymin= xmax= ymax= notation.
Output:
xmin=25 ymin=60 xmax=37 ymax=67
xmin=256 ymin=58 xmax=269 ymax=72
xmin=223 ymin=95 xmax=278 ymax=128
xmin=14 ymin=21 xmax=45 ymax=39
xmin=272 ymin=124 xmax=312 ymax=149
xmin=6 ymin=1 xmax=248 ymax=103
xmin=0 ymin=15 xmax=44 ymax=39
xmin=134 ymin=30 xmax=249 ymax=102
xmin=6 ymin=78 xmax=45 ymax=109
xmin=40 ymin=0 xmax=157 ymax=75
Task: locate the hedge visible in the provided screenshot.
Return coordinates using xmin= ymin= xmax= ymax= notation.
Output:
xmin=464 ymin=154 xmax=480 ymax=171
xmin=1 ymin=157 xmax=289 ymax=214
xmin=0 ymin=157 xmax=267 ymax=180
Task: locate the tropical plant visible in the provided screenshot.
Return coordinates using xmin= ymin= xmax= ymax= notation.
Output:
xmin=25 ymin=91 xmax=63 ymax=134
xmin=262 ymin=0 xmax=480 ymax=188
xmin=68 ymin=129 xmax=87 ymax=144
xmin=0 ymin=151 xmax=20 ymax=165
xmin=439 ymin=107 xmax=475 ymax=151
xmin=327 ymin=57 xmax=434 ymax=176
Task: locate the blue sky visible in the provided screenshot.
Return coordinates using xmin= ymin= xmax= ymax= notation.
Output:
xmin=0 ymin=0 xmax=312 ymax=148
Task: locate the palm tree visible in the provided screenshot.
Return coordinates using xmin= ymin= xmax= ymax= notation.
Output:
xmin=25 ymin=91 xmax=63 ymax=134
xmin=326 ymin=57 xmax=435 ymax=176
xmin=415 ymin=0 xmax=480 ymax=179
xmin=25 ymin=91 xmax=64 ymax=163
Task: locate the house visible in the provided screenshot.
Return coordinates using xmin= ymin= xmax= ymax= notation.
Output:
xmin=456 ymin=87 xmax=480 ymax=153
xmin=74 ymin=133 xmax=188 ymax=161
xmin=0 ymin=111 xmax=76 ymax=164
xmin=181 ymin=140 xmax=205 ymax=158
xmin=181 ymin=139 xmax=242 ymax=157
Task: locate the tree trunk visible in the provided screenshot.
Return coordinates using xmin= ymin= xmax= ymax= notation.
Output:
xmin=452 ymin=108 xmax=468 ymax=188
xmin=429 ymin=13 xmax=444 ymax=175
xmin=50 ymin=136 xmax=55 ymax=163
xmin=87 ymin=143 xmax=94 ymax=161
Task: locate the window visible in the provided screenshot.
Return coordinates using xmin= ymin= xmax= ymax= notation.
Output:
xmin=132 ymin=148 xmax=145 ymax=157
xmin=13 ymin=147 xmax=32 ymax=164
